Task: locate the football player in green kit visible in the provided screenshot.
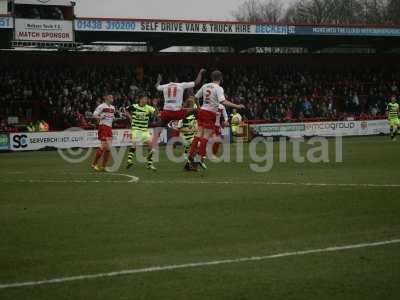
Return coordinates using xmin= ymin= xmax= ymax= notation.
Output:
xmin=387 ymin=95 xmax=400 ymax=141
xmin=124 ymin=94 xmax=157 ymax=170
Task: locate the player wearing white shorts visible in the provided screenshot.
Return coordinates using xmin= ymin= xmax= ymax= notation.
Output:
xmin=186 ymin=70 xmax=245 ymax=170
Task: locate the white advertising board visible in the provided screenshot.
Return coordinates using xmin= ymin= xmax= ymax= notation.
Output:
xmin=15 ymin=18 xmax=73 ymax=41
xmin=9 ymin=129 xmax=168 ymax=151
xmin=251 ymin=120 xmax=389 ymax=137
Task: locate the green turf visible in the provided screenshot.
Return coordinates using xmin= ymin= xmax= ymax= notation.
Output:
xmin=0 ymin=136 xmax=399 ymax=299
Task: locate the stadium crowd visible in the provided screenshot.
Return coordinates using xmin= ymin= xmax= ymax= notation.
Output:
xmin=0 ymin=64 xmax=398 ymax=132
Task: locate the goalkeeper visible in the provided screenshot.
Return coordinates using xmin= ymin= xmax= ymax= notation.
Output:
xmin=387 ymin=95 xmax=400 ymax=141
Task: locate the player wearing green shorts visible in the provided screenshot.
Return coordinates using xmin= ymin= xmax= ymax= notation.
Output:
xmin=124 ymin=94 xmax=157 ymax=170
xmin=387 ymin=95 xmax=400 ymax=141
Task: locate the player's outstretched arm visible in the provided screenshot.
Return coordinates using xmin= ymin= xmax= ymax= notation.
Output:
xmin=194 ymin=68 xmax=206 ymax=86
xmin=155 ymin=74 xmax=162 ymax=89
xmin=222 ymin=100 xmax=245 ymax=110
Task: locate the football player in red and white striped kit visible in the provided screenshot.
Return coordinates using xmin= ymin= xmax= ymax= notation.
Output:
xmin=155 ymin=69 xmax=206 ymax=125
xmin=150 ymin=69 xmax=206 ymax=151
xmin=91 ymin=94 xmax=115 ymax=172
xmin=186 ymin=70 xmax=244 ymax=170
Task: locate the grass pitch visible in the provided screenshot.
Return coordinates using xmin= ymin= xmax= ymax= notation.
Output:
xmin=0 ymin=136 xmax=399 ymax=299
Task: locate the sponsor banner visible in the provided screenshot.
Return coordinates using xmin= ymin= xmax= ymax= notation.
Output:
xmin=0 ymin=16 xmax=12 ymax=29
xmin=358 ymin=119 xmax=390 ymax=136
xmin=252 ymin=123 xmax=305 ymax=138
xmin=7 ymin=120 xmax=389 ymax=151
xmin=304 ymin=121 xmax=358 ymax=137
xmin=9 ymin=129 xmax=168 ymax=151
xmin=75 ymin=19 xmax=292 ymax=35
xmin=251 ymin=120 xmax=389 ymax=137
xmin=74 ymin=18 xmax=400 ymax=38
xmin=15 ymin=18 xmax=73 ymax=42
xmin=0 ymin=133 xmax=9 ymax=150
xmin=296 ymin=25 xmax=400 ymax=37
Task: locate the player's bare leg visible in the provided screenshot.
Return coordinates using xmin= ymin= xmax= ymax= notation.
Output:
xmin=391 ymin=125 xmax=398 ymax=141
xmin=92 ymin=145 xmax=104 ymax=169
xmin=93 ymin=139 xmax=112 ymax=172
xmin=186 ymin=126 xmax=211 ymax=170
xmin=102 ymin=139 xmax=113 ymax=172
xmin=390 ymin=125 xmax=397 ymax=141
xmin=198 ymin=128 xmax=213 ymax=169
xmin=212 ymin=137 xmax=222 ymax=155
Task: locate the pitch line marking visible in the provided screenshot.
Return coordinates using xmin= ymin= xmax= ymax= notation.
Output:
xmin=112 ymin=173 xmax=139 ymax=183
xmin=0 ymin=239 xmax=399 ymax=290
xmin=0 ymin=173 xmax=139 ymax=184
xmin=0 ymin=179 xmax=399 ymax=188
xmin=143 ymin=180 xmax=400 ymax=188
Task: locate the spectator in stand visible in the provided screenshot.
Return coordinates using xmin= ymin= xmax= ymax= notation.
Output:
xmin=0 ymin=63 xmax=397 ymax=129
xmin=303 ymin=98 xmax=313 ymax=117
xmin=353 ymin=92 xmax=360 ymax=116
xmin=0 ymin=119 xmax=7 ymax=132
xmin=263 ymin=108 xmax=271 ymax=120
xmin=320 ymin=99 xmax=328 ymax=117
xmin=0 ymin=119 xmax=18 ymax=133
xmin=391 ymin=81 xmax=398 ymax=94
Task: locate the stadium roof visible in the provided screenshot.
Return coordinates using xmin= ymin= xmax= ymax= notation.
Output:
xmin=1 ymin=15 xmax=400 ymax=51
